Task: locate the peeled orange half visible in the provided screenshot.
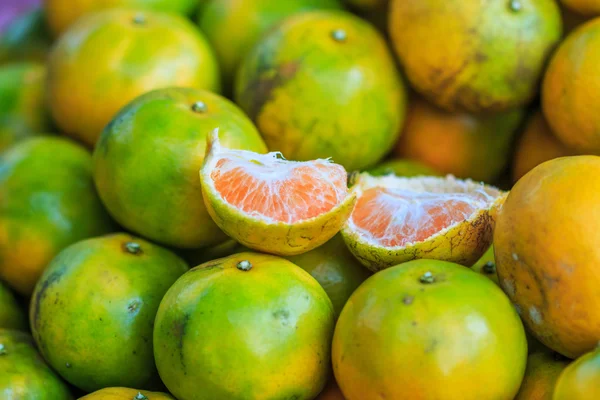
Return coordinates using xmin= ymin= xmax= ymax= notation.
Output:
xmin=200 ymin=130 xmax=356 ymax=256
xmin=341 ymin=174 xmax=505 ymax=271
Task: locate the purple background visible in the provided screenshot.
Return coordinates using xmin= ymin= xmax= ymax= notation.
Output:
xmin=0 ymin=0 xmax=41 ymax=32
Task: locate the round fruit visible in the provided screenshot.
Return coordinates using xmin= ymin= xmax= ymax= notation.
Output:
xmin=0 ymin=8 xmax=52 ymax=64
xmin=0 ymin=281 xmax=27 ymax=331
xmin=471 ymin=245 xmax=499 ymax=286
xmin=0 ymin=329 xmax=72 ymax=399
xmin=154 ymin=252 xmax=335 ymax=400
xmin=553 ymin=347 xmax=600 ymax=399
xmin=94 ymin=88 xmax=266 ymax=248
xmin=197 ymin=0 xmax=343 ymax=87
xmin=47 ymin=8 xmax=220 ymax=147
xmin=45 ymin=0 xmax=199 ymax=36
xmin=341 ymin=174 xmax=505 ymax=271
xmin=389 ymin=0 xmax=562 ymax=112
xmin=30 ymin=233 xmax=188 ymax=392
xmin=495 ymin=156 xmax=600 ymax=358
xmin=513 ymin=111 xmax=574 ymax=183
xmin=560 ymin=0 xmax=600 ymax=15
xmin=332 ymin=259 xmax=527 ymax=400
xmin=200 ymin=131 xmax=356 ymax=255
xmin=514 ymin=352 xmax=569 ymax=400
xmin=0 ymin=62 xmax=50 ymax=152
xmin=366 ymin=159 xmax=440 ymax=177
xmin=543 ymin=18 xmax=600 ymax=153
xmin=394 ymin=98 xmax=524 ymax=182
xmin=316 ymin=380 xmax=345 ymax=400
xmin=80 ymin=387 xmax=174 ymax=400
xmin=235 ymin=10 xmax=406 ymax=171
xmin=0 ymin=137 xmax=114 ymax=295
xmin=285 ymin=234 xmax=370 ymax=316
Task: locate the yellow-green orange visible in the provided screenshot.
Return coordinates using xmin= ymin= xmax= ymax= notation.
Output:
xmin=394 ymin=98 xmax=524 ymax=182
xmin=389 ymin=0 xmax=562 ymax=112
xmin=333 ymin=259 xmax=527 ymax=400
xmin=0 ymin=281 xmax=27 ymax=331
xmin=471 ymin=245 xmax=499 ymax=286
xmin=94 ymin=88 xmax=266 ymax=248
xmin=495 ymin=156 xmax=600 ymax=358
xmin=0 ymin=329 xmax=72 ymax=399
xmin=553 ymin=347 xmax=600 ymax=399
xmin=197 ymin=0 xmax=343 ymax=87
xmin=30 ymin=233 xmax=188 ymax=392
xmin=154 ymin=252 xmax=335 ymax=400
xmin=286 ymin=234 xmax=370 ymax=316
xmin=0 ymin=137 xmax=113 ymax=295
xmin=80 ymin=387 xmax=174 ymax=400
xmin=543 ymin=18 xmax=600 ymax=153
xmin=47 ymin=8 xmax=220 ymax=147
xmin=0 ymin=63 xmax=50 ymax=152
xmin=235 ymin=11 xmax=406 ymax=170
xmin=0 ymin=8 xmax=52 ymax=64
xmin=515 ymin=352 xmax=569 ymax=400
xmin=560 ymin=0 xmax=600 ymax=15
xmin=366 ymin=159 xmax=440 ymax=177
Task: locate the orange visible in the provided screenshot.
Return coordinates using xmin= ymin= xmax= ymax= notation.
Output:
xmin=560 ymin=0 xmax=600 ymax=15
xmin=515 ymin=352 xmax=569 ymax=400
xmin=394 ymin=98 xmax=524 ymax=182
xmin=94 ymin=88 xmax=266 ymax=249
xmin=553 ymin=347 xmax=600 ymax=399
xmin=235 ymin=10 xmax=406 ymax=171
xmin=200 ymin=131 xmax=356 ymax=255
xmin=332 ymin=259 xmax=527 ymax=400
xmin=495 ymin=156 xmax=600 ymax=358
xmin=154 ymin=252 xmax=335 ymax=400
xmin=47 ymin=8 xmax=220 ymax=147
xmin=45 ymin=0 xmax=199 ymax=36
xmin=197 ymin=0 xmax=343 ymax=88
xmin=0 ymin=7 xmax=52 ymax=64
xmin=366 ymin=158 xmax=440 ymax=177
xmin=512 ymin=111 xmax=574 ymax=182
xmin=80 ymin=388 xmax=174 ymax=400
xmin=543 ymin=18 xmax=600 ymax=153
xmin=0 ymin=281 xmax=27 ymax=331
xmin=389 ymin=0 xmax=562 ymax=112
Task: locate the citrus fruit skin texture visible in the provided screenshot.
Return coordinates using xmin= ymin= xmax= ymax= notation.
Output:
xmin=332 ymin=259 xmax=528 ymax=400
xmin=154 ymin=252 xmax=335 ymax=400
xmin=543 ymin=18 xmax=600 ymax=153
xmin=513 ymin=111 xmax=574 ymax=183
xmin=29 ymin=233 xmax=188 ymax=392
xmin=79 ymin=387 xmax=175 ymax=399
xmin=394 ymin=98 xmax=524 ymax=182
xmin=0 ymin=329 xmax=73 ymax=399
xmin=342 ymin=174 xmax=505 ymax=272
xmin=285 ymin=234 xmax=370 ymax=317
xmin=553 ymin=347 xmax=600 ymax=399
xmin=47 ymin=9 xmax=221 ymax=148
xmin=560 ymin=0 xmax=600 ymax=15
xmin=197 ymin=0 xmax=343 ymax=87
xmin=514 ymin=352 xmax=569 ymax=400
xmin=235 ymin=11 xmax=406 ymax=171
xmin=389 ymin=0 xmax=562 ymax=112
xmin=0 ymin=137 xmax=114 ymax=296
xmin=0 ymin=281 xmax=27 ymax=331
xmin=495 ymin=156 xmax=600 ymax=358
xmin=366 ymin=159 xmax=440 ymax=177
xmin=45 ymin=0 xmax=199 ymax=36
xmin=0 ymin=8 xmax=52 ymax=64
xmin=470 ymin=245 xmax=500 ymax=286
xmin=94 ymin=88 xmax=266 ymax=249
xmin=0 ymin=62 xmax=50 ymax=152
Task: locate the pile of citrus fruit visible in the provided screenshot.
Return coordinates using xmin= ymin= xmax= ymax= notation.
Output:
xmin=2 ymin=0 xmax=600 ymax=399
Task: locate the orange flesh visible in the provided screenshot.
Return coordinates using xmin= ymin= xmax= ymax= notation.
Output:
xmin=211 ymin=156 xmax=347 ymax=223
xmin=351 ymin=187 xmax=487 ymax=247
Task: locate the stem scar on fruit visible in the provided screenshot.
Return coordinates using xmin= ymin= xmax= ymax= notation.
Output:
xmin=331 ymin=29 xmax=347 ymax=43
xmin=237 ymin=260 xmax=252 ymax=271
xmin=191 ymin=101 xmax=208 ymax=113
xmin=123 ymin=241 xmax=142 ymax=255
xmin=420 ymin=271 xmax=435 ymax=284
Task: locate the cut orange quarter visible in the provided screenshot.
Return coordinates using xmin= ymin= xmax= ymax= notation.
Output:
xmin=342 ymin=174 xmax=505 ymax=271
xmin=200 ymin=130 xmax=356 ymax=256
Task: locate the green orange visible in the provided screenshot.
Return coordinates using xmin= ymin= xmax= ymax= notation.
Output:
xmin=470 ymin=245 xmax=499 ymax=286
xmin=30 ymin=233 xmax=188 ymax=392
xmin=515 ymin=352 xmax=569 ymax=400
xmin=0 ymin=8 xmax=52 ymax=64
xmin=154 ymin=252 xmax=335 ymax=400
xmin=0 ymin=329 xmax=72 ymax=399
xmin=332 ymin=259 xmax=527 ymax=400
xmin=553 ymin=347 xmax=600 ymax=399
xmin=94 ymin=88 xmax=266 ymax=249
xmin=80 ymin=388 xmax=174 ymax=400
xmin=0 ymin=281 xmax=27 ymax=331
xmin=0 ymin=62 xmax=50 ymax=152
xmin=285 ymin=234 xmax=371 ymax=317
xmin=235 ymin=10 xmax=406 ymax=171
xmin=0 ymin=137 xmax=114 ymax=295
xmin=197 ymin=0 xmax=343 ymax=87
xmin=394 ymin=97 xmax=524 ymax=182
xmin=389 ymin=0 xmax=562 ymax=112
xmin=366 ymin=158 xmax=440 ymax=177
xmin=47 ymin=8 xmax=220 ymax=147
